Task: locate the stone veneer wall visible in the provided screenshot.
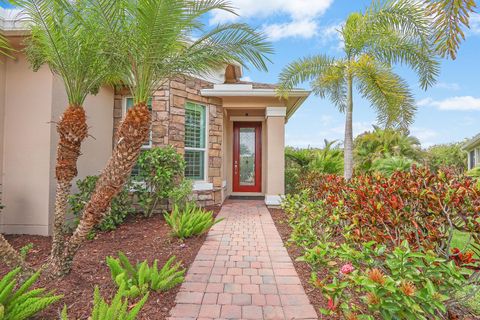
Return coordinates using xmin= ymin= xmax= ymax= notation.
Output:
xmin=113 ymin=76 xmax=224 ymax=206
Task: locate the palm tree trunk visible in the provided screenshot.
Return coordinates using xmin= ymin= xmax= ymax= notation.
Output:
xmin=344 ymin=74 xmax=354 ymax=180
xmin=48 ymin=103 xmax=151 ymax=277
xmin=49 ymin=106 xmax=88 ymax=266
xmin=0 ymin=233 xmax=29 ymax=271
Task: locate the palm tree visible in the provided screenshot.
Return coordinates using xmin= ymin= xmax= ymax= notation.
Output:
xmin=426 ymin=0 xmax=478 ymax=59
xmin=49 ymin=0 xmax=272 ymax=276
xmin=278 ymin=0 xmax=439 ymax=179
xmin=354 ymin=127 xmax=421 ymax=172
xmin=10 ymin=0 xmax=116 ymax=272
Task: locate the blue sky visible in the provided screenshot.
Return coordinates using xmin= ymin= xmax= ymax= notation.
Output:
xmin=3 ymin=1 xmax=479 ymax=148
xmin=209 ymin=0 xmax=480 ymax=148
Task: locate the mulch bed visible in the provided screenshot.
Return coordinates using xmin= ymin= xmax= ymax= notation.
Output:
xmin=0 ymin=206 xmax=221 ymax=320
xmin=269 ymin=208 xmax=479 ymax=320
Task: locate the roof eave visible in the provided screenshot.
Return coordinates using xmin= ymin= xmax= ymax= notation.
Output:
xmin=200 ymin=88 xmax=310 ymax=98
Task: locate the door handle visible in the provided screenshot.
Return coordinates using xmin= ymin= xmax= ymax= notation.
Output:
xmin=234 ymin=161 xmax=238 ymax=175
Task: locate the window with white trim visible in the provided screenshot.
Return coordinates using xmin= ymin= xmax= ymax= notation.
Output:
xmin=125 ymin=97 xmax=152 ymax=176
xmin=184 ymin=102 xmax=207 ymax=180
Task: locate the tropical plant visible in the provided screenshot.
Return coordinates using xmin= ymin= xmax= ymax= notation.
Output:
xmin=0 ymin=268 xmax=62 ymax=320
xmin=426 ymin=0 xmax=478 ymax=59
xmin=315 ymin=241 xmax=467 ymax=319
xmin=134 ymin=147 xmax=188 ymax=217
xmin=0 ymin=34 xmax=14 ymax=60
xmin=295 ymin=167 xmax=480 ymax=258
xmin=285 ymin=141 xmax=343 ymax=193
xmin=467 ymin=166 xmax=480 ymax=178
xmin=371 ymin=156 xmax=414 ymax=175
xmin=68 ymin=176 xmax=134 ymax=234
xmin=106 ymin=252 xmax=185 ymax=298
xmin=61 ymin=284 xmax=148 ymax=320
xmin=354 ymin=127 xmax=421 ymax=172
xmin=164 ymin=204 xmax=222 ymax=240
xmin=278 ymin=0 xmax=439 ymax=179
xmin=60 ymin=0 xmax=272 ymax=276
xmin=7 ymin=0 xmax=118 ymax=276
xmin=425 ymin=142 xmax=467 ymax=172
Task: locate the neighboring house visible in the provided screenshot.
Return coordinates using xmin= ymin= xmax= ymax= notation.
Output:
xmin=0 ymin=9 xmax=310 ymax=236
xmin=465 ymin=133 xmax=480 ymax=170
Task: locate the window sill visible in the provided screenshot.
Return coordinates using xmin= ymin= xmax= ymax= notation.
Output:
xmin=193 ymin=181 xmax=214 ymax=191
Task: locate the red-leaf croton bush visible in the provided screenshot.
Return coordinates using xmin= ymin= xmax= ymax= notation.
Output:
xmin=297 ymin=166 xmax=480 ymax=258
xmin=283 ymin=166 xmax=480 ymax=319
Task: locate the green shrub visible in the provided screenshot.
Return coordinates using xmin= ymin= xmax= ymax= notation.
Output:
xmin=425 ymin=142 xmax=467 ymax=172
xmin=0 ymin=268 xmax=62 ymax=320
xmin=69 ymin=176 xmax=134 ymax=233
xmin=315 ymin=241 xmax=467 ymax=319
xmin=134 ymin=147 xmax=191 ymax=217
xmin=354 ymin=127 xmax=421 ymax=173
xmin=467 ymin=166 xmax=480 ymax=178
xmin=61 ymin=283 xmax=148 ymax=320
xmin=106 ymin=252 xmax=185 ymax=298
xmin=285 ymin=141 xmax=343 ymax=193
xmin=371 ymin=156 xmax=414 ymax=176
xmin=164 ymin=203 xmax=223 ymax=239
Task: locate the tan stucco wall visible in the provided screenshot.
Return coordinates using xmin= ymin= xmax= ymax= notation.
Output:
xmin=0 ymin=55 xmax=6 ymax=191
xmin=1 ymin=52 xmax=54 ymax=236
xmin=0 ymin=47 xmax=114 ymax=235
xmin=265 ymin=115 xmax=285 ymax=197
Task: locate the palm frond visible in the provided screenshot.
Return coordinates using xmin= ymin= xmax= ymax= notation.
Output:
xmin=364 ymin=26 xmax=440 ymax=90
xmin=90 ymin=0 xmax=272 ymax=104
xmin=277 ymin=55 xmax=337 ymax=98
xmin=13 ymin=0 xmax=116 ymax=105
xmin=366 ymin=0 xmax=431 ymax=46
xmin=0 ymin=33 xmax=15 ymax=59
xmin=353 ymin=54 xmax=416 ymax=130
xmin=311 ymin=61 xmax=348 ymax=112
xmin=426 ymin=0 xmax=478 ymax=59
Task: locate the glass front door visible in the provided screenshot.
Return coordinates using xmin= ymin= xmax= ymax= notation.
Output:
xmin=233 ymin=122 xmax=262 ymax=192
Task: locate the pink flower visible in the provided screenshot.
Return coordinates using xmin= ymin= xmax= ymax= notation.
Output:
xmin=340 ymin=263 xmax=354 ymax=275
xmin=327 ymin=298 xmax=337 ymax=311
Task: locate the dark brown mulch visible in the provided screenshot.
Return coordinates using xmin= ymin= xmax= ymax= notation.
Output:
xmin=0 ymin=206 xmax=221 ymax=320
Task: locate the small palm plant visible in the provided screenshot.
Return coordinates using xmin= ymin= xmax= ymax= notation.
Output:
xmin=0 ymin=34 xmax=14 ymax=59
xmin=165 ymin=204 xmax=223 ymax=240
xmin=61 ymin=283 xmax=148 ymax=320
xmin=278 ymin=0 xmax=439 ymax=180
xmin=0 ymin=268 xmax=62 ymax=320
xmin=107 ymin=252 xmax=185 ymax=297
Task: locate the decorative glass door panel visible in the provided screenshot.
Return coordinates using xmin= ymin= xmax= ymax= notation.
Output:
xmin=233 ymin=122 xmax=262 ymax=192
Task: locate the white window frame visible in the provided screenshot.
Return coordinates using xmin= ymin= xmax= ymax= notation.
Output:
xmin=184 ymin=101 xmax=209 ymax=184
xmin=122 ymin=96 xmax=153 ymax=149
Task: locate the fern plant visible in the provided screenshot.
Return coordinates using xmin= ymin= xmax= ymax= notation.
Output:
xmin=61 ymin=283 xmax=148 ymax=320
xmin=0 ymin=268 xmax=62 ymax=320
xmin=106 ymin=252 xmax=185 ymax=298
xmin=164 ymin=203 xmax=223 ymax=240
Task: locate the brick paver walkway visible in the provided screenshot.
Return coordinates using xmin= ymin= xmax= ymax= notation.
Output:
xmin=168 ymin=200 xmax=318 ymax=320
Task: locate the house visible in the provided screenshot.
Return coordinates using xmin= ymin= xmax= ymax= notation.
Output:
xmin=0 ymin=9 xmax=310 ymax=236
xmin=465 ymin=133 xmax=480 ymax=170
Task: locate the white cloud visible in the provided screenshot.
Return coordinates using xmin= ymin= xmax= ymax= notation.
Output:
xmin=410 ymin=127 xmax=438 ymax=147
xmin=417 ymin=96 xmax=480 ymax=111
xmin=470 ymin=14 xmax=480 ymax=35
xmin=209 ymin=0 xmax=334 ymax=41
xmin=262 ymin=20 xmax=318 ymax=41
xmin=240 ymin=76 xmax=252 ymax=82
